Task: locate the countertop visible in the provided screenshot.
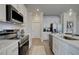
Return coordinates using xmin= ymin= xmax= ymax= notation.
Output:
xmin=50 ymin=33 xmax=79 ymax=49
xmin=0 ymin=40 xmax=20 ymax=51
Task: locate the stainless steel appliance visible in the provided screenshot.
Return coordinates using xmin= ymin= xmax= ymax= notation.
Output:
xmin=0 ymin=29 xmax=18 ymax=39
xmin=0 ymin=29 xmax=29 ymax=55
xmin=6 ymin=5 xmax=23 ymax=23
xmin=18 ymin=35 xmax=29 ymax=55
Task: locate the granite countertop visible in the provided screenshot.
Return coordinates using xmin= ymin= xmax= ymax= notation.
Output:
xmin=0 ymin=40 xmax=20 ymax=51
xmin=50 ymin=33 xmax=79 ymax=49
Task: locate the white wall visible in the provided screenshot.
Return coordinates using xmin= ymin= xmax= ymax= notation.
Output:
xmin=43 ymin=16 xmax=61 ymax=32
xmin=27 ymin=12 xmax=32 ymax=48
xmin=43 ymin=16 xmax=62 ymax=32
xmin=43 ymin=16 xmax=60 ymax=28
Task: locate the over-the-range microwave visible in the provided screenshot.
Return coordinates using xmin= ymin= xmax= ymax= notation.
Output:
xmin=6 ymin=5 xmax=23 ymax=23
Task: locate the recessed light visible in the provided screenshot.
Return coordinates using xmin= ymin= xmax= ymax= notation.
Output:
xmin=69 ymin=9 xmax=72 ymax=16
xmin=37 ymin=9 xmax=39 ymax=11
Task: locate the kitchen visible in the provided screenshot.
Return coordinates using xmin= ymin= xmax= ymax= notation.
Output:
xmin=0 ymin=4 xmax=29 ymax=55
xmin=0 ymin=4 xmax=79 ymax=55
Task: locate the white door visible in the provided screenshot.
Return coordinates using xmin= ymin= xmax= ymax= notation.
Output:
xmin=32 ymin=22 xmax=41 ymax=38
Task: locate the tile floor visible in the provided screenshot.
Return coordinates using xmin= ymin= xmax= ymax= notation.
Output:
xmin=29 ymin=38 xmax=53 ymax=55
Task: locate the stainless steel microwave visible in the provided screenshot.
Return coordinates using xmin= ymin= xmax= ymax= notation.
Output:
xmin=6 ymin=5 xmax=23 ymax=23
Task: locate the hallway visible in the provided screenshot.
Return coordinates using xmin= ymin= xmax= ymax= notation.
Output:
xmin=29 ymin=38 xmax=53 ymax=55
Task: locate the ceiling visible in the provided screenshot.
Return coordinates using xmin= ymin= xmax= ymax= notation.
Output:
xmin=25 ymin=4 xmax=79 ymax=16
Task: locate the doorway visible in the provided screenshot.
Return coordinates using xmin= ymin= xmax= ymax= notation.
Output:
xmin=32 ymin=22 xmax=41 ymax=38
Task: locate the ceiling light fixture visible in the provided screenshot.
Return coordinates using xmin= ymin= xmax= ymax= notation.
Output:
xmin=69 ymin=9 xmax=73 ymax=16
xmin=36 ymin=9 xmax=39 ymax=11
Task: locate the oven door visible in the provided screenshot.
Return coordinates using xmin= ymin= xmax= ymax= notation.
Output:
xmin=19 ymin=41 xmax=29 ymax=55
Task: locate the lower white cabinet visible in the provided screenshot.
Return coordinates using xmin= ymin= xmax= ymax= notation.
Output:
xmin=6 ymin=43 xmax=18 ymax=55
xmin=69 ymin=46 xmax=79 ymax=55
xmin=53 ymin=36 xmax=79 ymax=55
xmin=53 ymin=37 xmax=59 ymax=54
xmin=0 ymin=49 xmax=6 ymax=55
xmin=0 ymin=42 xmax=18 ymax=55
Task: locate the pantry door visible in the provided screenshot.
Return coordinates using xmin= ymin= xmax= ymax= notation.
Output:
xmin=32 ymin=22 xmax=41 ymax=38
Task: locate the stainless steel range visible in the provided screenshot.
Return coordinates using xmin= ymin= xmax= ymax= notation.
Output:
xmin=18 ymin=35 xmax=29 ymax=55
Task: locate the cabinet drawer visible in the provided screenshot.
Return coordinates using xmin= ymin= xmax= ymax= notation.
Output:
xmin=6 ymin=43 xmax=18 ymax=55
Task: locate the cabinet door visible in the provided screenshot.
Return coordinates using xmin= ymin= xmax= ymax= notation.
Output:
xmin=11 ymin=4 xmax=18 ymax=10
xmin=18 ymin=5 xmax=24 ymax=14
xmin=6 ymin=43 xmax=18 ymax=55
xmin=53 ymin=36 xmax=70 ymax=55
xmin=69 ymin=46 xmax=79 ymax=55
xmin=53 ymin=36 xmax=59 ymax=54
xmin=57 ymin=40 xmax=69 ymax=55
xmin=0 ymin=49 xmax=6 ymax=55
xmin=0 ymin=4 xmax=6 ymax=22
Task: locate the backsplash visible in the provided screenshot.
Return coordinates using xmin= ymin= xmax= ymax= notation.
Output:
xmin=0 ymin=21 xmax=22 ymax=31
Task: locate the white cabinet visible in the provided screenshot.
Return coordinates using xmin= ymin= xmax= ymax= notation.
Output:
xmin=18 ymin=5 xmax=24 ymax=15
xmin=0 ymin=49 xmax=6 ymax=55
xmin=11 ymin=4 xmax=24 ymax=15
xmin=53 ymin=35 xmax=79 ymax=55
xmin=0 ymin=4 xmax=25 ymax=22
xmin=11 ymin=4 xmax=18 ymax=10
xmin=53 ymin=36 xmax=62 ymax=55
xmin=0 ymin=4 xmax=18 ymax=22
xmin=0 ymin=41 xmax=18 ymax=55
xmin=53 ymin=36 xmax=70 ymax=55
xmin=68 ymin=46 xmax=79 ymax=55
xmin=53 ymin=36 xmax=58 ymax=54
xmin=6 ymin=42 xmax=18 ymax=55
xmin=0 ymin=4 xmax=6 ymax=22
xmin=57 ymin=39 xmax=70 ymax=55
xmin=42 ymin=32 xmax=50 ymax=40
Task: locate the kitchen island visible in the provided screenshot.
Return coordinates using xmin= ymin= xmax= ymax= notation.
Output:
xmin=50 ymin=33 xmax=79 ymax=55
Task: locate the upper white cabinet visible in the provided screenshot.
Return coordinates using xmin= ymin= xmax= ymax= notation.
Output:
xmin=11 ymin=4 xmax=18 ymax=10
xmin=0 ymin=4 xmax=6 ymax=22
xmin=0 ymin=4 xmax=25 ymax=22
xmin=18 ymin=4 xmax=24 ymax=14
xmin=11 ymin=4 xmax=24 ymax=15
xmin=0 ymin=4 xmax=19 ymax=22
